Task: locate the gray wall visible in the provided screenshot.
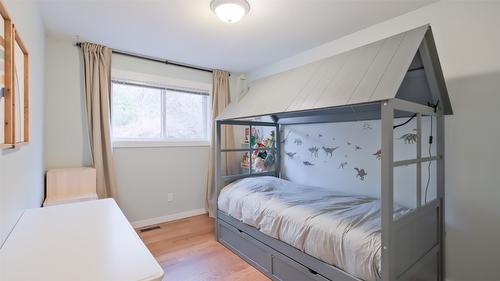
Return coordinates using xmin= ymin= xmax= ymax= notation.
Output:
xmin=111 ymin=54 xmax=214 ymax=223
xmin=249 ymin=1 xmax=500 ymax=280
xmin=44 ymin=36 xmax=240 ymax=223
xmin=0 ymin=0 xmax=46 ymax=245
xmin=281 ymin=118 xmax=437 ymax=209
xmin=44 ymin=36 xmax=91 ymax=169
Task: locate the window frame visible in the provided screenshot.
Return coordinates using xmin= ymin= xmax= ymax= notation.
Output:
xmin=110 ymin=70 xmax=212 ymax=148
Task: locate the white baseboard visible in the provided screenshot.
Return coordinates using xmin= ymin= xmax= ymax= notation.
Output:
xmin=131 ymin=208 xmax=207 ymax=229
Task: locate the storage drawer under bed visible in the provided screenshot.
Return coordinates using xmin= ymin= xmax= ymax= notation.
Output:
xmin=218 ymin=219 xmax=329 ymax=281
xmin=271 ymin=250 xmax=329 ymax=281
xmin=218 ymin=218 xmax=272 ymax=275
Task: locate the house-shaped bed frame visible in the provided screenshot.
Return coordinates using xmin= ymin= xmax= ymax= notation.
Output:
xmin=215 ymin=25 xmax=452 ymax=281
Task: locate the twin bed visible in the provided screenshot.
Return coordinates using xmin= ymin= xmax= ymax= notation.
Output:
xmin=219 ymin=176 xmax=409 ymax=281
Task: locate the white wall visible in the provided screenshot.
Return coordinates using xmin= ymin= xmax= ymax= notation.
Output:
xmin=0 ymin=0 xmax=46 ymax=245
xmin=249 ymin=1 xmax=500 ymax=280
xmin=44 ymin=36 xmax=240 ymax=224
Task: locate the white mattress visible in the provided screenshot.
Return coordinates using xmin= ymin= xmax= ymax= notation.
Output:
xmin=218 ymin=176 xmax=409 ymax=281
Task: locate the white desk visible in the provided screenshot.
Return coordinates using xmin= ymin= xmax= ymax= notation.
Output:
xmin=0 ymin=199 xmax=164 ymax=281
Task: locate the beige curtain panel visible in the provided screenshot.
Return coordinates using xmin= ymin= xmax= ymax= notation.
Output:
xmin=206 ymin=70 xmax=236 ymax=217
xmin=81 ymin=42 xmax=118 ymax=199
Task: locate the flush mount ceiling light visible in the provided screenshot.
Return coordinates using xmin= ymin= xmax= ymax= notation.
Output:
xmin=210 ymin=0 xmax=250 ymax=23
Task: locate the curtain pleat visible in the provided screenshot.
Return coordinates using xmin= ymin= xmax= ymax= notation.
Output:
xmin=81 ymin=42 xmax=117 ymax=199
xmin=206 ymin=70 xmax=235 ymax=217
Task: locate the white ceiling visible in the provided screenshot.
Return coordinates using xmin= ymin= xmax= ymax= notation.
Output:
xmin=37 ymin=0 xmax=437 ymax=73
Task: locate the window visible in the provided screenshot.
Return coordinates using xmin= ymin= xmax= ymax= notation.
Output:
xmin=111 ymin=80 xmax=210 ymax=147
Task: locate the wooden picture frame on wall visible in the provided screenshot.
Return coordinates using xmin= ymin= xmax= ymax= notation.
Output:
xmin=0 ymin=1 xmax=13 ymax=147
xmin=13 ymin=27 xmax=29 ymax=144
xmin=0 ymin=0 xmax=29 ymax=149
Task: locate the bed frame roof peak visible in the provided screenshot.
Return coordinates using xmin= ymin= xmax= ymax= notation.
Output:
xmin=218 ymin=25 xmax=452 ymax=123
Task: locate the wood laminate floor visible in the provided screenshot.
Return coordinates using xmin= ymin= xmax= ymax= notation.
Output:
xmin=137 ymin=214 xmax=270 ymax=281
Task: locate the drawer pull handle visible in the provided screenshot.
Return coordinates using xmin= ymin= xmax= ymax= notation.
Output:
xmin=308 ymin=268 xmax=319 ymax=275
xmin=238 ymin=229 xmax=243 ymax=233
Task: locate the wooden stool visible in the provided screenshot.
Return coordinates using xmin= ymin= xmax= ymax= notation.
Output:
xmin=43 ymin=167 xmax=98 ymax=207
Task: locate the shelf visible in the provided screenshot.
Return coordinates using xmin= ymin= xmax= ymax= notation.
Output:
xmin=221 ymin=147 xmax=277 ymax=152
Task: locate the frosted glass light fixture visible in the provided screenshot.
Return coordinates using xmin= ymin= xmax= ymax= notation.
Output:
xmin=210 ymin=0 xmax=250 ymax=23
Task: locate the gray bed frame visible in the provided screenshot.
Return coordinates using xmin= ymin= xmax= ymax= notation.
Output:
xmin=214 ymin=98 xmax=445 ymax=281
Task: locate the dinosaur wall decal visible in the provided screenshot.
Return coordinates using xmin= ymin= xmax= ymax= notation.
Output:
xmin=285 ymin=152 xmax=297 ymax=159
xmin=354 ymin=168 xmax=367 ymax=181
xmin=308 ymin=146 xmax=319 ymax=158
xmin=294 ymin=138 xmax=303 ymax=146
xmin=373 ymin=149 xmax=382 ymax=160
xmin=322 ymin=146 xmax=339 ymax=158
xmin=303 ymin=161 xmax=315 ymax=166
xmin=339 ymin=162 xmax=348 ymax=169
xmin=400 ymin=133 xmax=418 ymax=144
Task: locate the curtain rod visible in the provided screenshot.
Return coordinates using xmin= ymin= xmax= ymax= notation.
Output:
xmin=75 ymin=42 xmax=219 ymax=74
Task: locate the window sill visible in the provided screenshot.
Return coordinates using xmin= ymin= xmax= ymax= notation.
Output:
xmin=112 ymin=140 xmax=210 ymax=148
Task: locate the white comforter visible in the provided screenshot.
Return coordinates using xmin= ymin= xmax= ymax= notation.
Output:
xmin=218 ymin=176 xmax=409 ymax=281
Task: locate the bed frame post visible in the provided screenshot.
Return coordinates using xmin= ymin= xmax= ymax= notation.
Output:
xmin=381 ymin=100 xmax=394 ymax=281
xmin=275 ymin=123 xmax=281 ymax=178
xmin=249 ymin=124 xmax=253 ymax=175
xmin=436 ymin=111 xmax=445 ymax=281
xmin=214 ymin=120 xmax=222 ymax=241
xmin=416 ymin=113 xmax=422 ymax=208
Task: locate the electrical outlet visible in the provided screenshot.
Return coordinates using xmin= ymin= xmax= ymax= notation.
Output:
xmin=167 ymin=193 xmax=174 ymax=202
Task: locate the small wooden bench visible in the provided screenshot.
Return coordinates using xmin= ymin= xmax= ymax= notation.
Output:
xmin=44 ymin=167 xmax=98 ymax=207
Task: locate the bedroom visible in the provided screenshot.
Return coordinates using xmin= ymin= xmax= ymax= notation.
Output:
xmin=0 ymin=0 xmax=499 ymax=281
